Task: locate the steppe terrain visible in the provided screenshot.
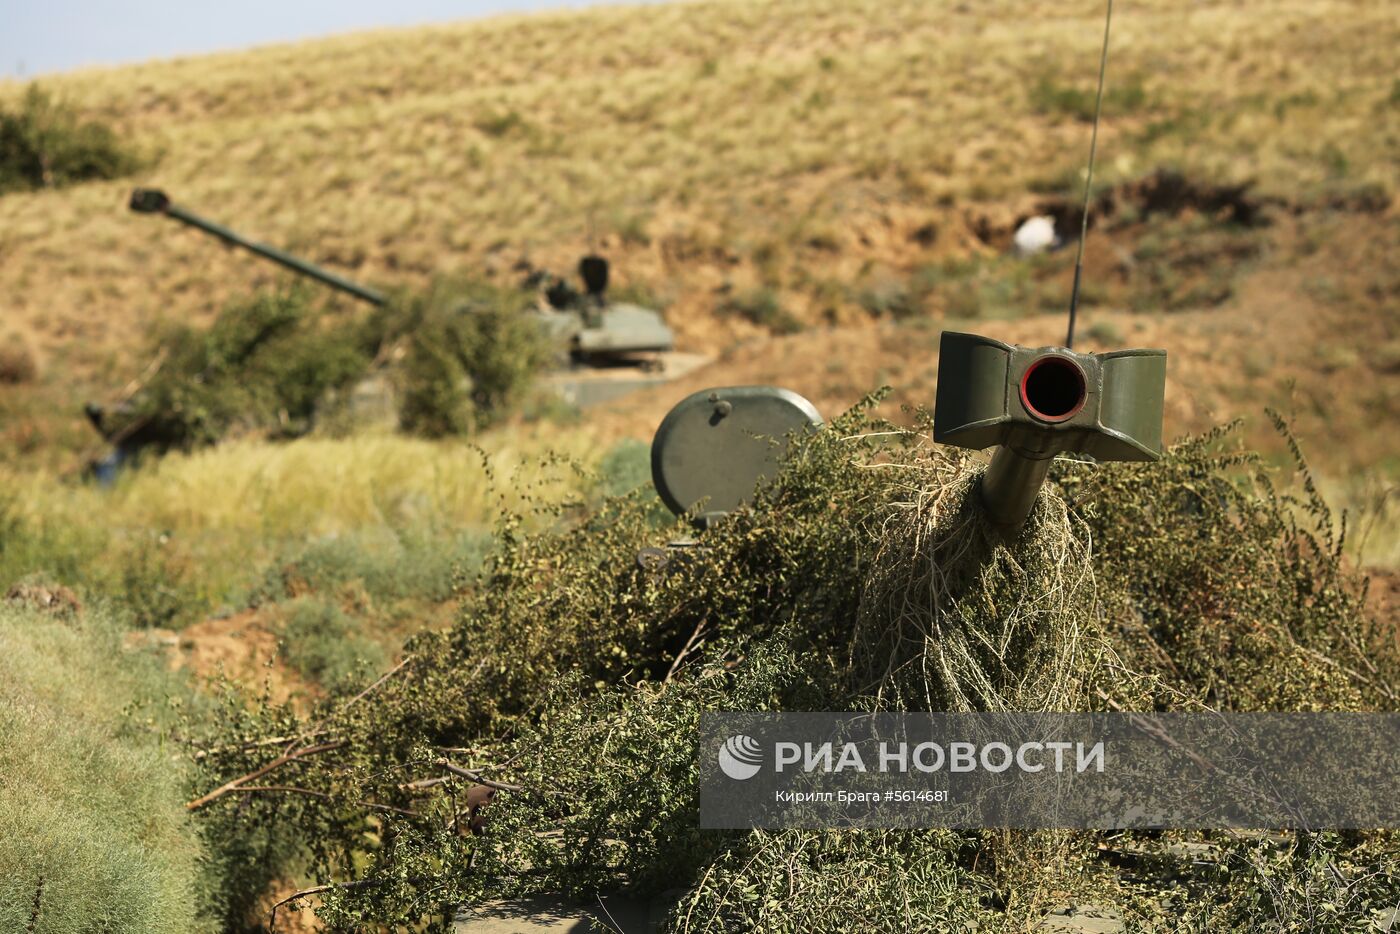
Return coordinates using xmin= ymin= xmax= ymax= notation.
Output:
xmin=0 ymin=0 xmax=1395 ymax=556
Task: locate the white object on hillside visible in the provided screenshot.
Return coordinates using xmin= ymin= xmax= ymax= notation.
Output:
xmin=1013 ymin=215 xmax=1058 ymax=256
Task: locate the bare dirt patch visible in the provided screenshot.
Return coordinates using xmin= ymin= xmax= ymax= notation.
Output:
xmin=127 ymin=608 xmax=309 ymax=705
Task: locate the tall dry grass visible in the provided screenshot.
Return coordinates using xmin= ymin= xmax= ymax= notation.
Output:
xmin=0 ymin=425 xmax=606 ymax=617
xmin=0 ymin=603 xmax=210 ymax=933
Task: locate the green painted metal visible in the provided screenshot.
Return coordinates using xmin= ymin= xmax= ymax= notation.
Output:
xmin=129 ymin=188 xmax=389 ymax=307
xmin=651 ymin=386 xmax=822 ymax=528
xmin=934 ymin=330 xmax=1166 ymax=533
xmin=572 ymin=303 xmax=675 ymax=354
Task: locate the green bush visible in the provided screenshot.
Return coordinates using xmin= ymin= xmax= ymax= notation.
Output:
xmin=0 ymin=603 xmax=213 ymax=933
xmin=122 ymin=286 xmax=371 ymax=452
xmin=398 ymin=332 xmax=476 ymax=437
xmin=186 ymin=399 xmax=1399 ymax=930
xmin=255 ymin=528 xmax=490 ymax=607
xmin=592 ymin=439 xmax=679 ymax=528
xmin=0 ymin=489 xmax=109 ymax=592
xmin=1065 ymin=415 xmax=1394 ymax=712
xmin=0 ymin=496 xmax=210 ymax=630
xmin=101 ymin=277 xmax=547 ymax=454
xmin=0 ymin=85 xmax=143 ymax=194
xmin=396 ymin=278 xmax=548 ymax=438
xmin=719 ymin=287 xmax=803 ymax=334
xmin=278 ymin=596 xmax=388 ymax=693
xmin=119 ymin=531 xmax=204 ymax=629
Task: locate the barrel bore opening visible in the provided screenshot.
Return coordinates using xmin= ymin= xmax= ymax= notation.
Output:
xmin=1020 ymin=355 xmax=1087 ymax=423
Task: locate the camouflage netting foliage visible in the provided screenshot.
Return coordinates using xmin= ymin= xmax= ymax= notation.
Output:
xmin=115 ymin=287 xmax=370 ymax=452
xmin=183 ymin=395 xmax=1400 ymax=932
xmin=393 ymin=276 xmax=550 ymax=438
xmin=853 ymin=464 xmax=1102 ymax=713
xmin=97 ymin=275 xmax=549 ymax=462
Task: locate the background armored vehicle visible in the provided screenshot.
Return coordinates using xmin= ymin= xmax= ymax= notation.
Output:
xmin=127 ymin=188 xmax=706 ymax=407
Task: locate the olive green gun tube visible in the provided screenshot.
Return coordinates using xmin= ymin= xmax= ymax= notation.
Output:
xmin=129 ymin=188 xmax=388 ymax=307
xmin=933 ymin=331 xmax=1167 ymax=537
xmin=981 ymin=446 xmax=1054 ymax=531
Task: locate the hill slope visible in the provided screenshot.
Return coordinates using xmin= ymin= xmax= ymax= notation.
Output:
xmin=4 ymin=0 xmax=1394 ymax=357
xmin=1 ymin=0 xmax=1397 ymax=557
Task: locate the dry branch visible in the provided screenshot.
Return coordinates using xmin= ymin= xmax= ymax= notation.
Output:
xmin=185 ymin=740 xmax=345 ymax=811
xmin=226 ymin=784 xmax=422 ymax=818
xmin=436 ymin=757 xmax=524 ymax=793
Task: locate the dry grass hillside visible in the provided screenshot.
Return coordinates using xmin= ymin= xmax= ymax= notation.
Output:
xmin=1 ymin=0 xmax=1397 ymax=559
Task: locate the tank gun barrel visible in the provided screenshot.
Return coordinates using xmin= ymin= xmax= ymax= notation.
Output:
xmin=933 ymin=331 xmax=1167 ymax=536
xmin=129 ymin=188 xmax=387 ymax=307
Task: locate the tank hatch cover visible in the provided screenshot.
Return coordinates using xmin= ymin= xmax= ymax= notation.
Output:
xmin=651 ymin=386 xmax=822 ymax=527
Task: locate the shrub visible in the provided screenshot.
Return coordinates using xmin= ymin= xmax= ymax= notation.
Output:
xmin=473 ymin=109 xmax=528 ymax=139
xmin=595 ymin=437 xmax=652 ymax=496
xmin=0 ymin=603 xmax=213 ymax=932
xmin=1083 ymin=320 xmax=1123 ymax=346
xmin=719 ymin=287 xmax=803 ymax=334
xmin=0 ymin=486 xmax=110 ymax=595
xmin=396 ymin=277 xmax=548 ymax=438
xmin=0 ymin=85 xmax=143 ymax=194
xmin=0 ymin=333 xmax=39 ymax=384
xmin=1065 ymin=415 xmax=1396 ymax=712
xmin=857 ymin=279 xmax=925 ymax=321
xmin=119 ymin=531 xmax=204 ymax=629
xmin=259 ymin=528 xmax=490 ymax=606
xmin=397 ymin=328 xmax=477 ymax=438
xmin=119 ymin=286 xmax=371 ymax=452
xmin=277 ymin=596 xmax=388 ymax=693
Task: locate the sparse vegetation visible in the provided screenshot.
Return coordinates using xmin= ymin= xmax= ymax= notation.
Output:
xmin=0 ymin=333 xmax=39 ymax=384
xmin=0 ymin=85 xmax=143 ymax=194
xmin=7 ymin=0 xmax=1391 ymax=381
xmin=719 ymin=286 xmax=802 ymax=334
xmin=1082 ymin=320 xmax=1122 ymax=346
xmin=856 ymin=277 xmax=925 ymax=321
xmin=1127 ymin=213 xmax=1264 ymax=311
xmin=1029 ymin=71 xmax=1150 ymax=122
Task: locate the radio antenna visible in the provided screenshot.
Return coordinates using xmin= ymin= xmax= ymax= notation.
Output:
xmin=1065 ymin=0 xmax=1114 ymax=350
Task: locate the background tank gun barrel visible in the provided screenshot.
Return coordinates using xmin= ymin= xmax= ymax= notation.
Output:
xmin=933 ymin=331 xmax=1167 ymax=535
xmin=129 ymin=188 xmax=388 ymax=307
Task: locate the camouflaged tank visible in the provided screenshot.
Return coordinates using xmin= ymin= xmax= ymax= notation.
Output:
xmin=127 ymin=188 xmax=706 ymax=408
